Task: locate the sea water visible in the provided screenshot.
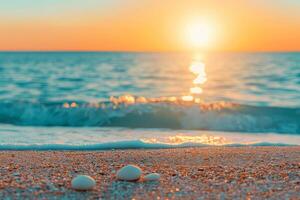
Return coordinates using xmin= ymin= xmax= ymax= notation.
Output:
xmin=0 ymin=52 xmax=299 ymax=150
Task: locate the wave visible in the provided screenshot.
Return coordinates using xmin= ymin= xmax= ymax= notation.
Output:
xmin=0 ymin=96 xmax=299 ymax=134
xmin=0 ymin=140 xmax=294 ymax=151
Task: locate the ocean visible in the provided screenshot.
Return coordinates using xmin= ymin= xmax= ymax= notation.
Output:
xmin=0 ymin=52 xmax=299 ymax=150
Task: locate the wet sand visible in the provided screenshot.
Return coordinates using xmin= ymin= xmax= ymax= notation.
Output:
xmin=0 ymin=147 xmax=299 ymax=199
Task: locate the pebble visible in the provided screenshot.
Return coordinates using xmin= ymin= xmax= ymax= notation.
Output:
xmin=13 ymin=172 xmax=20 ymax=176
xmin=71 ymin=175 xmax=96 ymax=190
xmin=144 ymin=173 xmax=160 ymax=181
xmin=116 ymin=165 xmax=142 ymax=181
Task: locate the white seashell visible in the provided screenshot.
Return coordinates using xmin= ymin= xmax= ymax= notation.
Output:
xmin=116 ymin=165 xmax=142 ymax=181
xmin=71 ymin=175 xmax=96 ymax=190
xmin=144 ymin=173 xmax=160 ymax=181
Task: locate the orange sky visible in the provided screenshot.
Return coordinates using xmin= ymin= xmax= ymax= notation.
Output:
xmin=0 ymin=0 xmax=299 ymax=51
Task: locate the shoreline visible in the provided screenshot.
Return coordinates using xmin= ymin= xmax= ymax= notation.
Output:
xmin=0 ymin=147 xmax=299 ymax=199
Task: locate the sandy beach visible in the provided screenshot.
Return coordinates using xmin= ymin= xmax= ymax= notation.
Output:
xmin=0 ymin=147 xmax=299 ymax=199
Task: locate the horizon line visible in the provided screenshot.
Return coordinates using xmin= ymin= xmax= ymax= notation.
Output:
xmin=0 ymin=50 xmax=299 ymax=53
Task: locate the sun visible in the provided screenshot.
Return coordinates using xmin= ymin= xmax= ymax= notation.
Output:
xmin=185 ymin=21 xmax=214 ymax=48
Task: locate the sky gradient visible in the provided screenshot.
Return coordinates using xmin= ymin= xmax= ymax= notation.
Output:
xmin=0 ymin=0 xmax=299 ymax=51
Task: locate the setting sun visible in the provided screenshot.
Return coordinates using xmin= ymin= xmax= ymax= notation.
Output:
xmin=185 ymin=20 xmax=214 ymax=48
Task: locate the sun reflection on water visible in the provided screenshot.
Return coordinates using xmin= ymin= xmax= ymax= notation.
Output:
xmin=62 ymin=53 xmax=211 ymax=107
xmin=63 ymin=102 xmax=78 ymax=108
xmin=143 ymin=134 xmax=227 ymax=146
xmin=181 ymin=53 xmax=207 ymax=103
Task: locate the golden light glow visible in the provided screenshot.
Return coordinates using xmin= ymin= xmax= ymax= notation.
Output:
xmin=189 ymin=62 xmax=206 ymax=74
xmin=108 ymin=95 xmax=203 ymax=105
xmin=0 ymin=1 xmax=300 ymax=51
xmin=63 ymin=103 xmax=70 ymax=108
xmin=193 ymin=75 xmax=207 ymax=84
xmin=185 ymin=21 xmax=214 ymax=48
xmin=181 ymin=95 xmax=194 ymax=101
xmin=167 ymin=135 xmax=226 ymax=145
xmin=186 ymin=58 xmax=207 ymax=99
xmin=190 ymin=87 xmax=203 ymax=94
xmin=142 ymin=135 xmax=227 ymax=146
xmin=63 ymin=102 xmax=77 ymax=108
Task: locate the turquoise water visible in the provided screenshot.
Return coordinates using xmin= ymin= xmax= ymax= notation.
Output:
xmin=0 ymin=52 xmax=300 ymax=149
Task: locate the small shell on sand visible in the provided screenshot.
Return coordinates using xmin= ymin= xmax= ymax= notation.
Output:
xmin=116 ymin=165 xmax=142 ymax=181
xmin=144 ymin=173 xmax=160 ymax=181
xmin=71 ymin=175 xmax=96 ymax=190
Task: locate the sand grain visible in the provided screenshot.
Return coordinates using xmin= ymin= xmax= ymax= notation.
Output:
xmin=0 ymin=147 xmax=299 ymax=199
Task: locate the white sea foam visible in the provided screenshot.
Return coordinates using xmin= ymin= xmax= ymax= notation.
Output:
xmin=0 ymin=125 xmax=298 ymax=150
